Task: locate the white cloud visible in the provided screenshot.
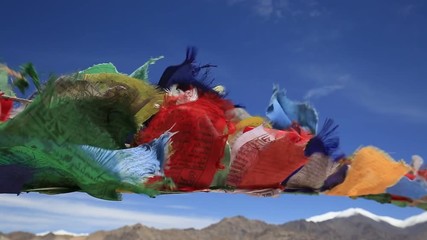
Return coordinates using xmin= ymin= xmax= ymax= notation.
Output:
xmin=0 ymin=194 xmax=218 ymax=233
xmin=304 ymin=85 xmax=344 ymax=100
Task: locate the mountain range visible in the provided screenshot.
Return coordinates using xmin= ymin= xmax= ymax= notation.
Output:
xmin=1 ymin=208 xmax=427 ymax=240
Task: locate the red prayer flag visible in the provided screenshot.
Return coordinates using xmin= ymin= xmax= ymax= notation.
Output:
xmin=0 ymin=93 xmax=13 ymax=122
xmin=137 ymin=93 xmax=234 ymax=191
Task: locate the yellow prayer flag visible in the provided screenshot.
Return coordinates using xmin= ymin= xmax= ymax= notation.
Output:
xmin=327 ymin=146 xmax=410 ymax=196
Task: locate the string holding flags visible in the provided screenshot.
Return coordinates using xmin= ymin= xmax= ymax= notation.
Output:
xmin=0 ymin=48 xmax=425 ymax=210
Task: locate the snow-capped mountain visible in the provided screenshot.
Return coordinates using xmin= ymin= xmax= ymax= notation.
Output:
xmin=306 ymin=208 xmax=427 ymax=228
xmin=36 ymin=230 xmax=88 ymax=237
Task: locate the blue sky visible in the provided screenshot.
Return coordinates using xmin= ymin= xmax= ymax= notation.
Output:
xmin=1 ymin=0 xmax=427 ymax=234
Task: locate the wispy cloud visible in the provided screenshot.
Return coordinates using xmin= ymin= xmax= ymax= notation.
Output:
xmin=166 ymin=205 xmax=194 ymax=210
xmin=298 ymin=64 xmax=427 ymax=122
xmin=347 ymin=81 xmax=427 ymax=122
xmin=399 ymin=4 xmax=416 ymax=16
xmin=226 ymin=0 xmax=245 ymax=5
xmin=253 ymin=0 xmax=276 ymax=18
xmin=309 ymin=9 xmax=322 ymax=17
xmin=304 ymin=85 xmax=344 ymax=100
xmin=227 ymin=0 xmax=323 ymax=19
xmin=0 ymin=194 xmax=218 ymax=233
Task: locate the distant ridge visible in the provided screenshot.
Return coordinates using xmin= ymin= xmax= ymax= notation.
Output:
xmin=2 ymin=209 xmax=427 ymax=240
